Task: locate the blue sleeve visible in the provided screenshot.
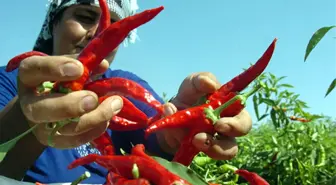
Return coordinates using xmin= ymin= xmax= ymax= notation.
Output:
xmin=0 ymin=66 xmax=18 ymax=110
xmin=104 ymin=69 xmax=174 ymax=160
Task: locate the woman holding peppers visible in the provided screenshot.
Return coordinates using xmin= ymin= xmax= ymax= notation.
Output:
xmin=0 ymin=0 xmax=252 ymax=184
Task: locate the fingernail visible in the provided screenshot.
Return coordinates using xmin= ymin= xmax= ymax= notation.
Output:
xmin=81 ymin=95 xmax=97 ymax=111
xmin=60 ymin=62 xmax=82 ymax=77
xmin=164 ymin=105 xmax=175 ymax=116
xmin=111 ymin=98 xmax=123 ymax=113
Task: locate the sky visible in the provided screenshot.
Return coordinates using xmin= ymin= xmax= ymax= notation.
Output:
xmin=0 ymin=0 xmax=335 ymax=124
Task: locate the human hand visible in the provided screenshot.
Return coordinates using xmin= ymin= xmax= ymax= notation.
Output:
xmin=156 ymin=72 xmax=252 ymax=160
xmin=16 ymin=54 xmax=123 ymax=148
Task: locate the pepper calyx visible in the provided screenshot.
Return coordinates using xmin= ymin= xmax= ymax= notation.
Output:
xmin=132 ymin=163 xmax=140 ymax=179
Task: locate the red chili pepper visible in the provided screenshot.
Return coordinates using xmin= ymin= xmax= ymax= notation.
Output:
xmin=68 ymin=144 xmax=192 ymax=185
xmin=206 ymin=38 xmax=277 ymax=104
xmin=235 ymin=169 xmax=270 ymax=185
xmin=109 ymin=116 xmax=148 ymax=131
xmin=5 ymin=51 xmax=48 ymax=72
xmin=145 ymin=90 xmax=258 ymax=166
xmin=90 ymin=132 xmax=115 ymax=155
xmin=94 ymin=0 xmax=111 ymax=37
xmin=85 ymin=77 xmax=164 ymax=115
xmin=57 ymin=6 xmax=164 ymax=92
xmin=105 ymin=172 xmax=151 ymax=185
xmin=289 ymin=116 xmax=311 ymax=123
xmin=99 ymin=95 xmax=148 ymax=124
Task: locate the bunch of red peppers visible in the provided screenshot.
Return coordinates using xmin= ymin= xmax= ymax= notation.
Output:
xmin=5 ymin=0 xmax=277 ymax=184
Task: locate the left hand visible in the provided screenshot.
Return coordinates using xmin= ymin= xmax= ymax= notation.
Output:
xmin=156 ymin=72 xmax=252 ymax=160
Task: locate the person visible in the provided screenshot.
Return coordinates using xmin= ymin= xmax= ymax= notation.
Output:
xmin=0 ymin=0 xmax=252 ymax=184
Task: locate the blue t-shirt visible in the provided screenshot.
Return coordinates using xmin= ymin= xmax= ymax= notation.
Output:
xmin=0 ymin=66 xmax=173 ymax=184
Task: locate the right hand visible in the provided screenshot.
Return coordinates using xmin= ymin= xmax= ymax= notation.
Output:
xmin=16 ymin=54 xmax=123 ymax=148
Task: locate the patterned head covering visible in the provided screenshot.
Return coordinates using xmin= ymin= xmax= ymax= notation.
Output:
xmin=33 ymin=0 xmax=139 ymax=54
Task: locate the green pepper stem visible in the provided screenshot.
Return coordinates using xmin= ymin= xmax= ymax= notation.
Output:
xmin=205 ymin=85 xmax=261 ymax=124
xmin=47 ymin=117 xmax=79 ymax=147
xmin=132 ymin=163 xmax=140 ymax=179
xmin=214 ymin=85 xmax=261 ymax=116
xmin=70 ymin=171 xmax=91 ymax=185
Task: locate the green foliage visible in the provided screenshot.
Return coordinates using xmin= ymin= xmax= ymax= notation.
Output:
xmin=304 ymin=25 xmax=336 ymax=97
xmin=251 ymin=72 xmax=323 ymax=129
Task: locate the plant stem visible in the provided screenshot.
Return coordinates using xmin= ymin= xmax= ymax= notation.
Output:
xmin=213 ymin=85 xmax=261 ymax=116
xmin=132 ymin=163 xmax=140 ymax=179
xmin=70 ymin=171 xmax=91 ymax=185
xmin=205 ymin=85 xmax=261 ymax=123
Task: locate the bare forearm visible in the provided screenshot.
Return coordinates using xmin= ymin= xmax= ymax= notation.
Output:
xmin=0 ymin=97 xmax=46 ymax=180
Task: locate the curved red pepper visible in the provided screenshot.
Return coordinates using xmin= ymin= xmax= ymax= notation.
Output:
xmin=85 ymin=77 xmax=164 ymax=115
xmin=109 ymin=116 xmax=148 ymax=131
xmin=99 ymin=95 xmax=148 ymax=124
xmin=90 ymin=132 xmax=115 ymax=155
xmin=207 ymin=38 xmax=277 ymax=103
xmin=94 ymin=0 xmax=111 ymax=37
xmin=6 ymin=51 xmax=48 ymax=72
xmin=68 ymin=144 xmax=192 ymax=185
xmin=57 ymin=6 xmax=164 ymax=92
xmin=235 ymin=169 xmax=270 ymax=185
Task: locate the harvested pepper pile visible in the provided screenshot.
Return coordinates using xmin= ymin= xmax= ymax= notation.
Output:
xmin=3 ymin=0 xmax=278 ymax=184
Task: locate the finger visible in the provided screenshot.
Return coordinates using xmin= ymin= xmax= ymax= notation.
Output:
xmin=175 ymin=72 xmax=221 ymax=106
xmin=193 ymin=133 xmax=238 ymax=160
xmin=20 ymin=90 xmax=99 ymax=123
xmin=91 ymin=59 xmax=110 ymax=76
xmin=71 ymin=96 xmax=123 ymax=134
xmin=214 ymin=109 xmax=252 ymax=137
xmin=190 ymin=72 xmax=221 ymax=93
xmin=62 ymin=54 xmax=109 ymax=77
xmin=57 ymin=95 xmax=122 ymax=135
xmin=18 ymin=55 xmax=83 ymax=87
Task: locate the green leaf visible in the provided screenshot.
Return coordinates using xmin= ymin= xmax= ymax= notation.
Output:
xmin=0 ymin=124 xmax=39 ymax=162
xmin=276 ymin=76 xmax=287 ymax=83
xmin=304 ymin=26 xmax=335 ymax=61
xmin=253 ymin=95 xmax=260 ymax=120
xmin=0 ymin=152 xmax=6 ymax=162
xmin=261 ymin=98 xmax=276 ymax=106
xmin=271 ymin=108 xmax=279 ymax=128
xmin=152 ymin=156 xmax=208 ymax=185
xmin=277 ymin=84 xmax=294 ymax=88
xmin=272 ymin=136 xmax=278 ymax=145
xmin=259 ymin=114 xmax=269 ymax=121
xmin=325 ymin=78 xmax=336 ymax=97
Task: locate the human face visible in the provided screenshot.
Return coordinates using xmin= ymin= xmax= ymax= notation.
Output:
xmin=52 ymin=4 xmax=120 ymax=65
